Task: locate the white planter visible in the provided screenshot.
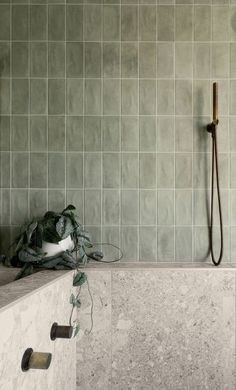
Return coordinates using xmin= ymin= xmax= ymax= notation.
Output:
xmin=41 ymin=235 xmax=74 ymax=257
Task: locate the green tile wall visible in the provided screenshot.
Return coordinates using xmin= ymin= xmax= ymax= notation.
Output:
xmin=0 ymin=0 xmax=235 ymax=263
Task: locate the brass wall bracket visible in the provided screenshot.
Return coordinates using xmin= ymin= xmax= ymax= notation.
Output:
xmin=21 ymin=348 xmax=52 ymax=372
xmin=50 ymin=322 xmax=73 ymax=340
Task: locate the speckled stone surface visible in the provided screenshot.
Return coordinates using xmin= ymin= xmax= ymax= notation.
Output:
xmin=77 ymin=271 xmax=111 ymax=389
xmin=0 ymin=271 xmax=76 ymax=390
xmin=0 ymin=269 xmax=71 ymax=310
xmin=77 ymin=268 xmax=236 ymax=390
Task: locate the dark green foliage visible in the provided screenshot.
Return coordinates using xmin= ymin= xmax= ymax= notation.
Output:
xmin=73 ymin=271 xmax=87 ymax=286
xmin=9 ymin=205 xmax=92 ymax=280
xmin=7 ymin=204 xmax=94 ymax=337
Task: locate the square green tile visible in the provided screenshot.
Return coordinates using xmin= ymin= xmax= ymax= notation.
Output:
xmin=30 ymin=116 xmax=47 ymax=152
xmin=30 ymin=153 xmax=47 ymax=188
xmin=66 ymin=5 xmax=83 ymax=40
xmin=67 ymin=79 xmax=83 ymax=115
xmin=12 ymin=79 xmax=29 ymax=115
xmin=103 ymin=5 xmax=120 ymax=41
xmin=156 ymin=42 xmax=174 ymax=78
xmin=31 ymin=43 xmax=47 ymax=78
xmin=1 ymin=152 xmax=10 ymax=187
xmin=175 ymin=5 xmax=193 ymax=41
xmin=102 ymin=116 xmax=120 ymax=152
xmin=157 ymin=80 xmax=174 ymax=115
xmin=84 ymin=4 xmax=102 ymax=41
xmin=121 ymin=116 xmax=138 ymax=151
xmin=48 ymin=153 xmax=65 ymax=188
xmin=121 ymin=42 xmax=138 ymax=78
xmin=157 ymin=153 xmax=174 ymax=188
xmin=85 ymin=79 xmax=101 ymax=115
xmin=122 ymin=153 xmax=138 ymax=188
xmin=139 ymin=116 xmax=156 ymax=152
xmin=157 ymin=190 xmax=174 ymax=225
xmin=139 ymin=226 xmax=157 ymax=261
xmin=139 ymin=79 xmax=156 ymax=115
xmin=48 ymin=116 xmax=65 ymax=151
xmin=0 ymin=116 xmax=10 ymax=151
xmin=12 ymin=153 xmax=29 ymax=188
xmin=84 ymin=152 xmax=101 ymax=188
xmin=30 ymin=79 xmax=47 ymax=115
xmin=139 ymin=5 xmax=156 ymax=41
xmin=0 ymin=43 xmax=10 ymax=77
xmin=121 ymin=189 xmax=138 ymax=225
xmin=66 ymin=116 xmax=83 ymax=151
xmin=30 ymin=190 xmax=47 ymax=219
xmin=103 ymin=79 xmax=120 ymax=115
xmin=48 ymin=5 xmax=65 ymax=41
xmin=48 ymin=190 xmax=65 ymax=211
xmin=194 ymin=5 xmax=211 ymax=41
xmin=140 ymin=190 xmax=156 ymax=225
xmin=157 ymin=5 xmax=174 ymax=41
xmin=103 ymin=43 xmax=120 ymax=78
xmin=48 ymin=79 xmax=65 ymax=115
xmin=84 ymin=189 xmax=101 ymax=225
xmin=103 ymin=153 xmax=120 ymax=188
xmin=0 ymin=79 xmax=10 ymax=115
xmin=48 ymin=42 xmax=65 ymax=78
xmin=66 ymin=42 xmax=84 ymax=77
xmin=12 ymin=116 xmax=28 ymax=151
xmin=121 ymin=5 xmax=138 ymax=41
xmin=0 ymin=5 xmax=10 ymax=40
xmin=12 ymin=5 xmax=29 ymax=41
xmin=102 ymin=190 xmax=120 ymax=225
xmin=11 ymin=189 xmax=28 ymax=225
xmin=85 ymin=43 xmax=101 ymax=78
xmin=121 ymin=79 xmax=138 ymax=115
xmin=140 ymin=153 xmax=156 ymax=189
xmin=84 ymin=116 xmax=101 ymax=151
xmin=30 ymin=5 xmax=47 ymax=40
xmin=139 ymin=42 xmax=156 ymax=78
xmin=66 ymin=153 xmax=83 ymax=188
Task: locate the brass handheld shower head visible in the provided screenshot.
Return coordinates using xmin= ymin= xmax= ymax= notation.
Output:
xmin=213 ymin=82 xmax=219 ymax=125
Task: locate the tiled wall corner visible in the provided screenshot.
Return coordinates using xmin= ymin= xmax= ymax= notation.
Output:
xmin=0 ymin=0 xmax=236 ymax=262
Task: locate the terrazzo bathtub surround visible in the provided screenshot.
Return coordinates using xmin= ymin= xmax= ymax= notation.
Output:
xmin=0 ymin=271 xmax=76 ymax=390
xmin=1 ymin=1 xmax=236 ymax=262
xmin=77 ymin=267 xmax=236 ymax=390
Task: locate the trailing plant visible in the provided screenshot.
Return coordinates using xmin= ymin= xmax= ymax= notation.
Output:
xmin=3 ymin=205 xmax=94 ymax=336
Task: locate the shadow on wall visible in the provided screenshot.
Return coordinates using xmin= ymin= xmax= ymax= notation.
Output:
xmin=0 ymin=50 xmax=10 ymax=257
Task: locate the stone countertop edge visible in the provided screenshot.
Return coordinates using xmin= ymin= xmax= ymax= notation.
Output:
xmin=1 ymin=262 xmax=235 ymax=312
xmin=85 ymin=261 xmax=236 ymax=270
xmin=0 ymin=269 xmax=73 ymax=313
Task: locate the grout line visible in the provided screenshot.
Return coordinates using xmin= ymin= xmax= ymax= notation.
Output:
xmin=173 ymin=4 xmax=176 ymax=262
xmin=46 ymin=0 xmax=49 ymax=212
xmin=64 ymin=3 xmax=67 ymax=209
xmin=82 ymin=1 xmax=85 ymax=228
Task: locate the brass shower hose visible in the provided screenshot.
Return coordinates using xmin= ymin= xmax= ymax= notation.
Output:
xmin=207 ymin=82 xmax=223 ymax=266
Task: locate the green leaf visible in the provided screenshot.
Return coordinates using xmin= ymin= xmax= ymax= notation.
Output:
xmin=73 ymin=271 xmax=87 ymax=287
xmin=15 ymin=235 xmax=24 ymax=252
xmin=18 ymin=249 xmax=44 ymax=263
xmin=56 ymin=216 xmax=74 ymax=240
xmin=73 ymin=323 xmax=80 ymax=337
xmin=42 ymin=221 xmax=61 ymax=243
xmin=82 ymin=254 xmax=88 ymax=266
xmin=69 ymin=293 xmax=75 ymax=304
xmin=69 ymin=293 xmax=81 ymax=308
xmin=26 ymin=221 xmax=38 ymax=244
xmin=62 ymin=205 xmax=76 ymax=214
xmin=15 ymin=263 xmax=34 ymax=280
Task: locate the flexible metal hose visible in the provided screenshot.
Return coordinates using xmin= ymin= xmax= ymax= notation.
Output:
xmin=209 ymin=127 xmax=223 ymax=266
